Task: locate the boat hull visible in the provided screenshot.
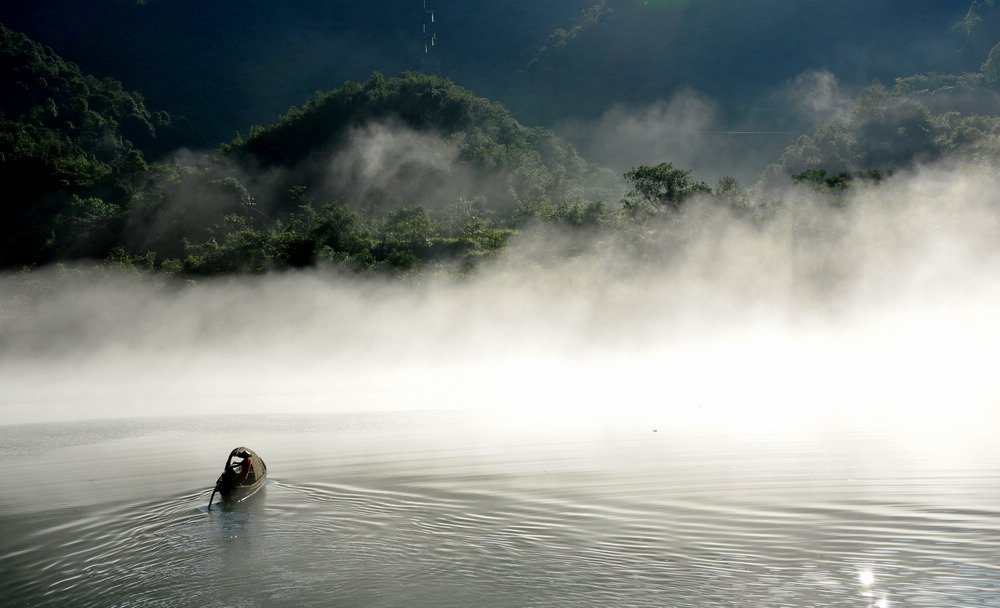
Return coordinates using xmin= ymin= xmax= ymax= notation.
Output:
xmin=212 ymin=447 xmax=267 ymax=505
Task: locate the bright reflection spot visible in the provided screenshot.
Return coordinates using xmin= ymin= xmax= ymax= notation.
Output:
xmin=859 ymin=570 xmax=875 ymax=587
xmin=875 ymin=599 xmax=889 ymax=608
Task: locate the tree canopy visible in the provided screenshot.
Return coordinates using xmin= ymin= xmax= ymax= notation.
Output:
xmin=0 ymin=24 xmax=186 ymax=266
xmin=5 ymin=23 xmax=1000 ymax=281
xmin=623 ymin=162 xmax=710 ymax=212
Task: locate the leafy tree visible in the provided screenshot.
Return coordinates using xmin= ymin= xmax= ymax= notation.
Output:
xmin=982 ymin=41 xmax=1000 ymax=85
xmin=103 ymin=245 xmax=156 ymax=274
xmin=851 ymin=81 xmax=891 ymax=123
xmin=713 ymin=175 xmax=748 ymax=210
xmin=384 ymin=248 xmax=421 ymax=272
xmin=0 ymin=24 xmax=183 ymax=268
xmin=309 ymin=202 xmax=372 ymax=255
xmin=762 ymin=69 xmax=1000 ymax=184
xmin=381 ymin=205 xmax=433 ymax=266
xmin=622 ymin=162 xmax=710 ymax=211
xmin=791 ymin=169 xmax=893 ymax=200
xmin=49 ymin=194 xmax=123 ymax=257
xmin=792 ymin=169 xmax=853 ymax=191
xmin=270 ymin=230 xmax=315 ymax=268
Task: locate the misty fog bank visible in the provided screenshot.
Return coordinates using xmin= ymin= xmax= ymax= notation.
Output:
xmin=2 ymin=163 xmax=999 ymax=433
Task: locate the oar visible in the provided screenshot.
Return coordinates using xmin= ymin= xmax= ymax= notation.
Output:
xmin=208 ymin=481 xmax=219 ymax=510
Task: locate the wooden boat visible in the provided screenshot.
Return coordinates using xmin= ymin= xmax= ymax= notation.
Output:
xmin=208 ymin=447 xmax=267 ymax=508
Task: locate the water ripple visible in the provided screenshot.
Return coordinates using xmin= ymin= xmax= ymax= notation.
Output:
xmin=2 ymin=421 xmax=999 ymax=607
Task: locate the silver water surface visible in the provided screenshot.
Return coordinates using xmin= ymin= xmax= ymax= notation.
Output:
xmin=1 ymin=412 xmax=998 ymax=607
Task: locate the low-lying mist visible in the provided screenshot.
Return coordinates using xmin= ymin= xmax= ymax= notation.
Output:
xmin=2 ymin=158 xmax=998 ymax=459
xmin=559 ymin=70 xmax=855 ymax=185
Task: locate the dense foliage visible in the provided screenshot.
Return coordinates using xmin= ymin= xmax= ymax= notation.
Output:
xmin=5 ymin=1 xmax=997 ymax=146
xmin=0 ymin=24 xmax=184 ymax=266
xmin=136 ymin=71 xmax=628 ymax=276
xmin=4 ymin=22 xmax=1000 ymax=282
xmin=762 ymin=53 xmax=1000 ymax=184
xmin=622 ymin=163 xmax=711 ymax=212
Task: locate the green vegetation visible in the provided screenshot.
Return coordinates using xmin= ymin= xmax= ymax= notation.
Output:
xmin=0 ymin=24 xmax=183 ymax=267
xmin=623 ymin=163 xmax=711 ymax=213
xmin=145 ymin=72 xmax=625 ymax=277
xmin=5 ymin=23 xmax=1000 ymax=282
xmin=763 ymin=39 xmax=1000 ymax=185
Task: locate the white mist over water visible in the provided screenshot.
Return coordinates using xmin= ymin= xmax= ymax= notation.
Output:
xmin=2 ymin=163 xmax=999 ymax=464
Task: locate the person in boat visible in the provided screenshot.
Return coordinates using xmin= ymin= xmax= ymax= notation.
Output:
xmin=209 ymin=447 xmax=266 ymax=508
xmin=228 ymin=450 xmax=253 ymax=480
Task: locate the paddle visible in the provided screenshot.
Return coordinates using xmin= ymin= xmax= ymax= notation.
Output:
xmin=208 ymin=481 xmax=219 ymax=510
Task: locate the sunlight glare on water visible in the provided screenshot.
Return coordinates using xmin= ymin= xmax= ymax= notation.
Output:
xmin=860 ymin=569 xmax=875 ymax=587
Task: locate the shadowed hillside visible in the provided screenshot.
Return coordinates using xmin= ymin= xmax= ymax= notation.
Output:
xmin=3 ymin=13 xmax=1000 ymax=280
xmin=4 ymin=0 xmax=997 ymax=145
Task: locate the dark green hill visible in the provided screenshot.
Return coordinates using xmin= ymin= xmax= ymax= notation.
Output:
xmin=122 ymin=71 xmax=622 ymax=276
xmin=4 ymin=0 xmax=994 ymax=149
xmin=6 ymin=12 xmax=1000 ymax=277
xmin=231 ymin=71 xmax=513 ymax=166
xmin=225 ymin=71 xmax=613 ymax=217
xmin=0 ymin=24 xmax=622 ymax=274
xmin=0 ymin=24 xmax=181 ymax=266
xmin=2 ymin=0 xmax=585 ymax=144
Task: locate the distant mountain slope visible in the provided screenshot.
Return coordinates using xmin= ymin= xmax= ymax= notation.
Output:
xmin=4 ymin=0 xmax=995 ymax=146
xmin=0 ymin=0 xmax=585 ymax=145
xmin=0 ymin=25 xmax=183 ymax=156
xmin=0 ymin=25 xmax=619 ymax=273
xmin=0 ymin=24 xmax=180 ymax=265
xmin=5 ymin=11 xmax=1000 ymax=275
xmin=520 ymin=0 xmax=993 ymax=125
xmin=225 ymin=71 xmax=613 ymax=217
xmin=125 ymin=71 xmax=623 ymax=276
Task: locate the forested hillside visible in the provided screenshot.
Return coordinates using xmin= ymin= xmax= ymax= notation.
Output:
xmin=762 ymin=52 xmax=1000 ymax=185
xmin=3 ymin=19 xmax=1000 ymax=283
xmin=128 ymin=71 xmax=627 ymax=276
xmin=4 ymin=0 xmax=997 ymax=146
xmin=0 ymin=28 xmax=628 ymax=276
xmin=0 ymin=24 xmax=183 ymax=266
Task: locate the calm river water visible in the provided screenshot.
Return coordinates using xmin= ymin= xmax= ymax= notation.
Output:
xmin=1 ymin=411 xmax=998 ymax=607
